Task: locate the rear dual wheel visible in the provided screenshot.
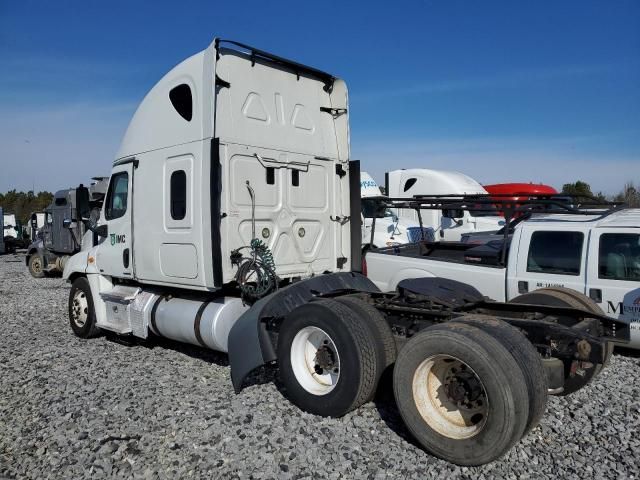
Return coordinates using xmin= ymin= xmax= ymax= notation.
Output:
xmin=393 ymin=323 xmax=532 ymax=466
xmin=277 ymin=298 xmax=392 ymax=417
xmin=451 ymin=315 xmax=548 ymax=435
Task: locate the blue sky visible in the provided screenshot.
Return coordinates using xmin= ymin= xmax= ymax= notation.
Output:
xmin=1 ymin=0 xmax=639 ymax=194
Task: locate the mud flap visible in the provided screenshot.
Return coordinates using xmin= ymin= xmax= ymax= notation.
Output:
xmin=227 ymin=272 xmax=380 ymax=393
xmin=227 ymin=295 xmax=276 ymax=393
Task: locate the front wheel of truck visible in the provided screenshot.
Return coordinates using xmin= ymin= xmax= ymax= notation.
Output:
xmin=69 ymin=277 xmax=101 ymax=339
xmin=28 ymin=254 xmax=45 ymax=278
xmin=393 ymin=322 xmax=530 ymax=466
xmin=277 ymin=299 xmax=382 ymax=417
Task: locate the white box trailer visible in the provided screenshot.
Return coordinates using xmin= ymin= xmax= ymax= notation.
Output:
xmin=62 ymin=38 xmax=629 ymax=466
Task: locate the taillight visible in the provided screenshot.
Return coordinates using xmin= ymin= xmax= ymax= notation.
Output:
xmin=362 ymin=254 xmax=368 ymax=276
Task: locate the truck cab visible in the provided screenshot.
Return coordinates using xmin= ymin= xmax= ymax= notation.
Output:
xmin=26 ymin=179 xmax=108 ymax=277
xmin=64 ymin=38 xmax=353 ymax=336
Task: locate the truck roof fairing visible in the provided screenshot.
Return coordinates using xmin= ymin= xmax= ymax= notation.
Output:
xmin=115 ymin=38 xmax=342 ymax=163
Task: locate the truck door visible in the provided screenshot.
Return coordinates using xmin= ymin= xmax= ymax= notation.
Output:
xmin=510 ymin=226 xmax=588 ymax=298
xmin=95 ymin=163 xmax=134 ymax=278
xmin=586 ymin=230 xmax=640 ymax=346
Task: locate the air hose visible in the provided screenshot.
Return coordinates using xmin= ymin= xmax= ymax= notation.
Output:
xmin=230 ymin=181 xmax=279 ymax=303
xmin=232 ymin=238 xmax=278 ymax=302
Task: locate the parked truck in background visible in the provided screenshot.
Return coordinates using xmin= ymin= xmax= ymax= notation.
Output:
xmin=460 ymin=183 xmax=561 ymax=245
xmin=360 ymin=172 xmax=433 ymax=250
xmin=1 ymin=210 xmax=19 ymax=253
xmin=386 ymin=169 xmax=505 ymax=241
xmin=27 ymin=212 xmax=46 ymax=242
xmin=60 ymin=38 xmax=628 ymax=465
xmin=484 ymin=183 xmax=559 ymax=217
xmin=26 ymin=178 xmax=108 ymax=278
xmin=0 ymin=208 xmax=5 ymax=254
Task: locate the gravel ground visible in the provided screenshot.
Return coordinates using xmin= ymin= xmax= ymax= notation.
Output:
xmin=0 ymin=253 xmax=639 ymax=479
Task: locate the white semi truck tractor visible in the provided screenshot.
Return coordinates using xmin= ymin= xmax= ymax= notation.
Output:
xmin=360 ymin=172 xmax=433 ymax=250
xmin=386 ymin=169 xmax=505 ymax=241
xmin=63 ymin=38 xmax=629 ymax=466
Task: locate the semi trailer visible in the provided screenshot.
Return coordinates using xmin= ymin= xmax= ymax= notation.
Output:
xmin=62 ymin=38 xmax=629 ymax=466
xmin=26 ymin=178 xmax=107 ymax=277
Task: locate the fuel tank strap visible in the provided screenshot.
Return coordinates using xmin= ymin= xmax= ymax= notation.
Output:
xmin=194 ymin=301 xmax=211 ymax=348
xmin=150 ymin=295 xmax=164 ymax=335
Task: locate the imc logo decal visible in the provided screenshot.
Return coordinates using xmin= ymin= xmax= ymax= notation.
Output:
xmin=110 ymin=234 xmax=126 ymax=246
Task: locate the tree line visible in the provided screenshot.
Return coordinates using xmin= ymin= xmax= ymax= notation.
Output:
xmin=0 ymin=190 xmax=54 ymax=225
xmin=561 ymin=181 xmax=640 ymax=207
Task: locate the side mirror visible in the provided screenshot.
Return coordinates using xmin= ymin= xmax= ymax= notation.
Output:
xmin=75 ymin=185 xmax=91 ymax=221
xmin=442 ymin=208 xmax=465 ymax=219
xmin=63 ymin=219 xmax=73 ymax=229
xmin=95 ymin=224 xmax=109 ymax=238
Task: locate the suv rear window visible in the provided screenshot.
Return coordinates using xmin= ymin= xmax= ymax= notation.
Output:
xmin=598 ymin=233 xmax=640 ymax=281
xmin=527 ymin=231 xmax=584 ymax=275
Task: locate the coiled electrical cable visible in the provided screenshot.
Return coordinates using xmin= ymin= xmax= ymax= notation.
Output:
xmin=230 ymin=180 xmax=278 ymax=302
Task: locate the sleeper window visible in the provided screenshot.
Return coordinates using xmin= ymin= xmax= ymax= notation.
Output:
xmin=170 ymin=170 xmax=187 ymax=220
xmin=527 ymin=231 xmax=584 ymax=276
xmin=169 ymin=84 xmax=193 ymax=121
xmin=105 ymin=172 xmax=129 ymax=220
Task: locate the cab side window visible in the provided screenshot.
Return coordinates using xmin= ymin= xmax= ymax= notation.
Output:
xmin=599 ymin=233 xmax=640 ymax=281
xmin=105 ymin=172 xmax=129 ymax=220
xmin=170 ymin=170 xmax=187 ymax=220
xmin=527 ymin=231 xmax=584 ymax=275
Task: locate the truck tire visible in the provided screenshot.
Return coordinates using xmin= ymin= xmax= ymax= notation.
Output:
xmin=510 ymin=288 xmax=613 ymax=395
xmin=69 ymin=277 xmax=101 ymax=338
xmin=277 ymin=299 xmax=381 ymax=417
xmin=28 ymin=254 xmax=45 ymax=278
xmin=335 ymin=296 xmax=396 ymax=368
xmin=393 ymin=322 xmax=529 ymax=466
xmin=450 ymin=315 xmax=548 ymax=435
